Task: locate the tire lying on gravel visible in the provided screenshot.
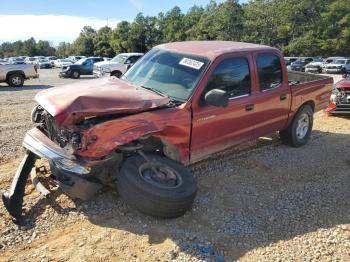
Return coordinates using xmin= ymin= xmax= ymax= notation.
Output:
xmin=280 ymin=104 xmax=314 ymax=147
xmin=117 ymin=154 xmax=197 ymax=218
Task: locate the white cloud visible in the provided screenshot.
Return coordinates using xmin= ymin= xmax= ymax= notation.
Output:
xmin=0 ymin=15 xmax=119 ymax=45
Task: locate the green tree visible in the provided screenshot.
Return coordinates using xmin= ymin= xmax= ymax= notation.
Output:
xmin=93 ymin=26 xmax=115 ymax=57
xmin=72 ymin=26 xmax=96 ymax=56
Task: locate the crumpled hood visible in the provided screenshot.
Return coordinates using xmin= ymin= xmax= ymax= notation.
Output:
xmin=35 ymin=77 xmax=170 ymax=126
xmin=336 ymin=78 xmax=350 ymax=89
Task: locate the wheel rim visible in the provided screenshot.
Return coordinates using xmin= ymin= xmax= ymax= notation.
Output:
xmin=296 ymin=113 xmax=309 ymax=139
xmin=139 ymin=162 xmax=183 ymax=189
xmin=12 ymin=76 xmax=21 ymax=85
xmin=73 ymin=72 xmax=79 ymax=78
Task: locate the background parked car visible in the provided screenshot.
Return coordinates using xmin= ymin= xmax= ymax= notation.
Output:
xmin=284 ymin=57 xmax=298 ymax=66
xmin=93 ymin=53 xmax=144 ymax=78
xmin=37 ymin=58 xmax=52 ymax=69
xmin=324 ymin=58 xmax=350 ymax=74
xmin=8 ymin=57 xmax=25 ymax=65
xmin=24 ymin=57 xmax=37 ymax=64
xmin=47 ymin=56 xmax=57 ymax=66
xmin=304 ymin=58 xmax=324 ymax=73
xmin=290 ymin=59 xmax=308 ymax=72
xmin=54 ymin=58 xmax=74 ymax=68
xmin=59 ymin=57 xmax=104 ymax=78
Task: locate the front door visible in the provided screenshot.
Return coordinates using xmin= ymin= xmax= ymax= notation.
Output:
xmin=191 ymin=55 xmax=256 ymax=162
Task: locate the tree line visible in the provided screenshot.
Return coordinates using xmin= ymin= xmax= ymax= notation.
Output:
xmin=1 ymin=0 xmax=349 ymax=58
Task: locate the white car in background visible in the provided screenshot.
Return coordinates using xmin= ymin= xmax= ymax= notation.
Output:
xmin=54 ymin=59 xmax=74 ymax=68
xmin=304 ymin=58 xmax=324 ymax=73
xmin=93 ymin=53 xmax=143 ymax=78
xmin=25 ymin=57 xmax=37 ymax=64
xmin=324 ymin=58 xmax=350 ymax=74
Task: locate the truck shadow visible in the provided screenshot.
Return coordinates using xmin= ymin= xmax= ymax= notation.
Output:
xmin=22 ymin=129 xmax=350 ymax=261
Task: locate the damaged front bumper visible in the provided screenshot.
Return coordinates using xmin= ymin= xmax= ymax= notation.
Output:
xmin=2 ymin=128 xmax=102 ymax=219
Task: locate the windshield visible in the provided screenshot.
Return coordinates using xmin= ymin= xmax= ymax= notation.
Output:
xmin=122 ymin=48 xmax=209 ymax=102
xmin=335 ymin=59 xmax=346 ymax=64
xmin=60 ymin=59 xmax=71 ymax=63
xmin=111 ymin=54 xmax=128 ymax=63
xmin=39 ymin=59 xmax=49 ymax=62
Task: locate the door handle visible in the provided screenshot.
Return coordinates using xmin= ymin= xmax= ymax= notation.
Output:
xmin=245 ymin=104 xmax=254 ymax=111
xmin=280 ymin=94 xmax=287 ymax=101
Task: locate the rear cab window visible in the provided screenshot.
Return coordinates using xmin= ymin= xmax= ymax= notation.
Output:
xmin=205 ymin=57 xmax=251 ymax=99
xmin=256 ymin=54 xmax=283 ymax=91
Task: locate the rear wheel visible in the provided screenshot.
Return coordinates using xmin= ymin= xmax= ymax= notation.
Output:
xmin=7 ymin=74 xmax=24 ymax=87
xmin=117 ymin=154 xmax=197 ymax=218
xmin=280 ymin=104 xmax=313 ymax=147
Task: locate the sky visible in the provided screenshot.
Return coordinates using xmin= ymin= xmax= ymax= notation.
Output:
xmin=0 ymin=0 xmax=248 ymax=45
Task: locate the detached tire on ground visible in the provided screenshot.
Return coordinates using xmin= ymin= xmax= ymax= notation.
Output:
xmin=280 ymin=104 xmax=313 ymax=147
xmin=117 ymin=154 xmax=197 ymax=218
xmin=7 ymin=74 xmax=24 ymax=87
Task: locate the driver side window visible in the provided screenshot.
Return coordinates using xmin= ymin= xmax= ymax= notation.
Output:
xmin=206 ymin=57 xmax=251 ymax=99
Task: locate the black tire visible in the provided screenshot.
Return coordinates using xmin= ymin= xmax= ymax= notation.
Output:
xmin=341 ymin=68 xmax=346 ymax=74
xmin=71 ymin=70 xmax=80 ymax=79
xmin=7 ymin=74 xmax=24 ymax=87
xmin=117 ymin=154 xmax=197 ymax=218
xmin=111 ymin=71 xmax=122 ymax=78
xmin=280 ymin=104 xmax=313 ymax=147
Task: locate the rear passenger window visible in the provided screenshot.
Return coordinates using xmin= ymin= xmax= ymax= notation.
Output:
xmin=206 ymin=57 xmax=251 ymax=98
xmin=256 ymin=54 xmax=283 ymax=91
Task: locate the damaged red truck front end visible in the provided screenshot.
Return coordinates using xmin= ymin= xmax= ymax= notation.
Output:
xmin=325 ymin=76 xmax=350 ymax=114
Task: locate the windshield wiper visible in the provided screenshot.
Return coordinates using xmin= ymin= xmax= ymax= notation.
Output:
xmin=141 ymin=85 xmax=168 ymax=98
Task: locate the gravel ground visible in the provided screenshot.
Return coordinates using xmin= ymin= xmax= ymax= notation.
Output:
xmin=0 ymin=70 xmax=349 ymax=261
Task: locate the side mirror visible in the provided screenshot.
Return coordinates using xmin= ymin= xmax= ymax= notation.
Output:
xmin=204 ymin=89 xmax=229 ymax=107
xmin=124 ymin=60 xmax=131 ymax=65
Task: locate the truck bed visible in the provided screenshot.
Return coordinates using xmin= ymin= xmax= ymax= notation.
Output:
xmin=288 ymin=71 xmax=333 ymax=113
xmin=288 ymin=70 xmax=332 ymax=85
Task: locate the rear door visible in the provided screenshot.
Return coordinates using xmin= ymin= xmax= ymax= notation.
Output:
xmin=191 ymin=54 xmax=256 ymax=162
xmin=250 ymin=53 xmax=291 ymax=138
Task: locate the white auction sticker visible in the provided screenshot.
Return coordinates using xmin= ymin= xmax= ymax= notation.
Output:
xmin=179 ymin=57 xmax=204 ymax=70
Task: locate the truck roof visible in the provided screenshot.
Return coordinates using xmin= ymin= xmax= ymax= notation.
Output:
xmin=156 ymin=41 xmax=278 ymax=60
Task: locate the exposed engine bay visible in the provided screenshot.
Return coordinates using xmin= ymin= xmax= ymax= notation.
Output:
xmin=31 ymin=105 xmax=82 ymax=152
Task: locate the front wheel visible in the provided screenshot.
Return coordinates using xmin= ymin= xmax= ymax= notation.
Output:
xmin=117 ymin=154 xmax=197 ymax=218
xmin=280 ymin=104 xmax=313 ymax=147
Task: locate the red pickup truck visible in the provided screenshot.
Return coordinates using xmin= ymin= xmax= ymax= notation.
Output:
xmin=3 ymin=41 xmax=333 ymax=220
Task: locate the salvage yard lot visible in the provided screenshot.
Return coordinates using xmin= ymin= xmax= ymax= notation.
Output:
xmin=0 ymin=70 xmax=349 ymax=261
